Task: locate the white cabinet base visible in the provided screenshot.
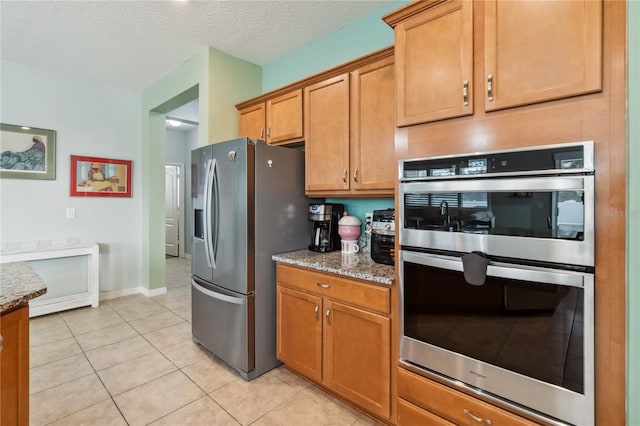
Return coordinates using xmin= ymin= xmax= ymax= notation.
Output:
xmin=0 ymin=244 xmax=99 ymax=317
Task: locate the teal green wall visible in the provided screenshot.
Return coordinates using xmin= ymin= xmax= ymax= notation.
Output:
xmin=141 ymin=48 xmax=261 ymax=289
xmin=628 ymin=1 xmax=639 ymax=424
xmin=263 ymin=2 xmax=407 ymax=91
xmin=263 ymin=1 xmax=407 ymax=225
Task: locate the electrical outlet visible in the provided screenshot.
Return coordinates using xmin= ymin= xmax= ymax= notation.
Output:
xmin=66 ymin=207 xmax=76 ymax=219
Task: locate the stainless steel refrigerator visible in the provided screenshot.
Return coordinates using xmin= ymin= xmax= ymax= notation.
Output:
xmin=191 ymin=137 xmax=311 ymax=380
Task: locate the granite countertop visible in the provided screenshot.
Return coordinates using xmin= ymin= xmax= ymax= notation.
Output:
xmin=272 ymin=249 xmax=394 ymax=285
xmin=0 ymin=262 xmax=47 ymax=314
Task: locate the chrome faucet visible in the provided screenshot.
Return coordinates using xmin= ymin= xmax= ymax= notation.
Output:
xmin=439 ymin=200 xmax=450 ymax=227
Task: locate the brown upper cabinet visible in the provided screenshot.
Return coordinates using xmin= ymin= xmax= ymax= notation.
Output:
xmin=238 ymin=102 xmax=265 ymax=140
xmin=237 ymin=88 xmax=303 ymax=145
xmin=305 ymin=73 xmax=351 ymax=193
xmin=305 ymin=56 xmax=396 ymax=196
xmin=389 ymin=0 xmax=473 ymax=126
xmin=384 ymin=0 xmax=602 ymax=126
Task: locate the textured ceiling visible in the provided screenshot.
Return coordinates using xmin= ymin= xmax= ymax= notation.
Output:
xmin=1 ymin=0 xmax=395 ymax=93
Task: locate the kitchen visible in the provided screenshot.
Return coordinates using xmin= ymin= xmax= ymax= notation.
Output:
xmin=0 ymin=1 xmax=637 ymax=425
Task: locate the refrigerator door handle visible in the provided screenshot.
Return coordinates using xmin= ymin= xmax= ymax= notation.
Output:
xmin=211 ymin=158 xmax=220 ymax=268
xmin=203 ymin=159 xmax=217 ymax=269
xmin=192 ymin=279 xmax=245 ymax=305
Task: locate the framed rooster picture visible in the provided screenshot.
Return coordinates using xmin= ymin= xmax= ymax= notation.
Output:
xmin=70 ymin=155 xmax=132 ymax=197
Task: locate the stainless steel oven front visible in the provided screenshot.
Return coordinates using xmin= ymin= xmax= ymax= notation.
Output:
xmin=399 ymin=250 xmax=594 ymax=426
xmin=398 ymin=141 xmax=596 ymax=425
xmin=399 ymin=141 xmax=594 ymax=268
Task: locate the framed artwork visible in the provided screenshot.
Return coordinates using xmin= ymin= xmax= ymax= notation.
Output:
xmin=70 ymin=155 xmax=132 ymax=197
xmin=0 ymin=123 xmax=56 ymax=180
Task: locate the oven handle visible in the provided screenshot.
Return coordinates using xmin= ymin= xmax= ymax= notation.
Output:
xmin=401 ymin=250 xmax=586 ymax=288
xmin=400 ymin=175 xmax=589 ymax=193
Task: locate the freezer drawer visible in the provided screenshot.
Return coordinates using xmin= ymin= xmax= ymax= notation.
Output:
xmin=191 ymin=277 xmax=255 ymax=376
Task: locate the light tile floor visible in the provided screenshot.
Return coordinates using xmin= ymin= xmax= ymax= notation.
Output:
xmin=29 ymin=256 xmax=382 ymax=426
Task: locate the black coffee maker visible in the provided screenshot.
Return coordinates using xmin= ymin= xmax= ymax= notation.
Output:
xmin=308 ymin=203 xmax=344 ymax=252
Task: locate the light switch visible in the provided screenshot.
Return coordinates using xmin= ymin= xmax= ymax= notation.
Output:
xmin=66 ymin=207 xmax=76 ymax=219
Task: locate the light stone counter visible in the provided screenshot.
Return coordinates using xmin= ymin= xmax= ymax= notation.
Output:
xmin=0 ymin=262 xmax=47 ymax=313
xmin=272 ymin=249 xmax=394 ymax=285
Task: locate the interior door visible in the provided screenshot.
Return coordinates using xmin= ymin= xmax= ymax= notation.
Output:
xmin=165 ymin=164 xmax=180 ymax=257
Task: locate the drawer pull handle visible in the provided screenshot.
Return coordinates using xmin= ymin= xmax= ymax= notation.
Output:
xmin=314 ymin=305 xmax=319 ymax=320
xmin=317 ymin=282 xmax=330 ymax=289
xmin=326 ymin=308 xmax=331 ymax=324
xmin=464 ymin=409 xmax=492 ymax=425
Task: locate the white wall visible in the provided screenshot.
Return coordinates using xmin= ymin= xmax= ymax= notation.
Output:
xmin=0 ymin=60 xmax=144 ymax=294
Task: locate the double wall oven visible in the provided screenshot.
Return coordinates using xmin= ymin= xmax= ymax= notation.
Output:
xmin=399 ymin=141 xmax=595 ymax=426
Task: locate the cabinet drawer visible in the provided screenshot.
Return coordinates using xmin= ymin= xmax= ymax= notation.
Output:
xmin=276 ymin=264 xmax=390 ymax=314
xmin=397 ymin=368 xmax=539 ymax=426
xmin=397 ymin=398 xmax=455 ymax=426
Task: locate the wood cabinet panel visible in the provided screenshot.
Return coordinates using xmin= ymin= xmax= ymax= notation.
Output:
xmin=397 ymin=368 xmax=538 ymax=426
xmin=266 ymin=89 xmax=303 ymax=144
xmin=397 ymin=398 xmax=455 ymax=426
xmin=324 ymin=300 xmax=390 ymax=418
xmin=276 ymin=286 xmax=322 ymax=382
xmin=238 ymin=103 xmax=265 ymax=140
xmin=350 ymin=56 xmax=396 ymax=192
xmin=393 ymin=0 xmax=473 ymax=126
xmin=484 ymin=0 xmax=602 ymax=111
xmin=276 ymin=264 xmax=390 ymax=314
xmin=1 ymin=305 xmax=29 ymax=426
xmin=304 ymin=73 xmax=350 ymax=192
xmin=276 ymin=263 xmax=392 ymax=421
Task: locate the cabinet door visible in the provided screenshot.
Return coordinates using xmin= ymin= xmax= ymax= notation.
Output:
xmin=484 ymin=0 xmax=602 ymax=111
xmin=267 ymin=89 xmax=303 ymax=145
xmin=351 ymin=56 xmax=396 ymax=192
xmin=1 ymin=306 xmax=29 ymax=426
xmin=323 ymin=300 xmax=391 ymax=419
xmin=276 ymin=286 xmax=323 ymax=382
xmin=238 ymin=103 xmax=265 ymax=140
xmin=304 ymin=73 xmax=350 ymax=193
xmin=394 ymin=0 xmax=473 ymax=126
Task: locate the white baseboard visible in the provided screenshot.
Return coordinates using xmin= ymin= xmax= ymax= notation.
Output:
xmin=100 ymin=286 xmax=167 ymax=302
xmin=140 ymin=286 xmax=167 ymax=297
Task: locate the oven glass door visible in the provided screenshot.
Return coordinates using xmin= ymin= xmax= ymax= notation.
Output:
xmin=400 ymin=250 xmax=593 ymax=395
xmin=401 ymin=176 xmax=593 ymax=241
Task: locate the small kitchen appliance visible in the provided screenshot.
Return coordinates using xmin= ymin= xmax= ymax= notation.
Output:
xmin=371 ymin=208 xmax=395 ymax=265
xmin=338 ymin=212 xmax=361 ymax=254
xmin=308 ymin=203 xmax=344 ymax=252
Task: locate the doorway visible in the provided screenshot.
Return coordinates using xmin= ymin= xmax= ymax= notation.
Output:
xmin=164 ymin=98 xmax=200 ymax=261
xmin=165 ymin=164 xmax=182 ymax=257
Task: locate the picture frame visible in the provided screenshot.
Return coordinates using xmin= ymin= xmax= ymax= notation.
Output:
xmin=70 ymin=155 xmax=132 ymax=197
xmin=0 ymin=123 xmax=56 ymax=180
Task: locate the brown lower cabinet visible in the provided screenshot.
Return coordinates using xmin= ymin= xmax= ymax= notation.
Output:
xmin=276 ymin=263 xmax=391 ymax=420
xmin=397 ymin=368 xmax=540 ymax=426
xmin=1 ymin=305 xmax=30 ymax=426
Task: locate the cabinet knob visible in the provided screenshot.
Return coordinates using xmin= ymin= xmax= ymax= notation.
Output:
xmin=314 ymin=305 xmax=319 ymax=320
xmin=267 ymin=127 xmax=271 ymax=138
xmin=463 ymin=80 xmax=469 ymax=106
xmin=342 ymin=169 xmax=347 ymax=184
xmin=316 ymin=282 xmax=330 ymax=289
xmin=0 ymin=334 xmax=3 ymax=352
xmin=260 ymin=128 xmax=264 ymax=139
xmin=326 ymin=309 xmax=331 ymax=325
xmin=353 ymin=168 xmax=359 ymax=184
xmin=487 ymin=74 xmax=494 ymax=102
